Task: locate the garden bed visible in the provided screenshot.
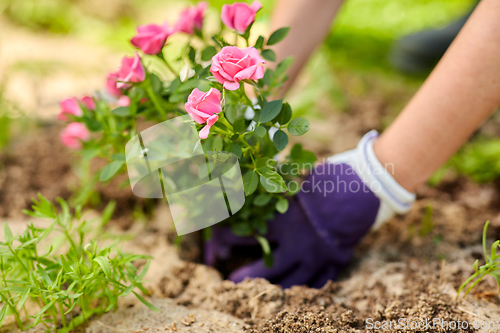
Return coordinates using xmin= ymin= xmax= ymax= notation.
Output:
xmin=2 ymin=110 xmax=500 ymax=332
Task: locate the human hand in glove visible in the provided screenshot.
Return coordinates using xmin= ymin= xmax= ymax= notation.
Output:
xmin=204 ymin=131 xmax=415 ymax=288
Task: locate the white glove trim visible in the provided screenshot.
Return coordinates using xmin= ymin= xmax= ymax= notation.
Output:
xmin=328 ymin=130 xmax=415 ymax=229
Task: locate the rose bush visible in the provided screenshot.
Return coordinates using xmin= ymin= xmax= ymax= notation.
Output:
xmin=57 ymin=1 xmax=316 ymax=264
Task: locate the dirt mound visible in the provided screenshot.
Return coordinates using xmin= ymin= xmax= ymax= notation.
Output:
xmin=0 ymin=122 xmax=148 ymax=228
xmin=0 ymin=122 xmax=74 ymax=218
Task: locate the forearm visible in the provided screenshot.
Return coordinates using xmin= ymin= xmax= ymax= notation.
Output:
xmin=270 ymin=0 xmax=344 ymax=95
xmin=374 ymin=0 xmax=500 ymax=192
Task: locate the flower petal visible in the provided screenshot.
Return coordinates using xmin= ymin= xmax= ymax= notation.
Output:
xmin=223 ymin=81 xmax=240 ymax=90
xmin=199 ymin=114 xmax=219 ymax=139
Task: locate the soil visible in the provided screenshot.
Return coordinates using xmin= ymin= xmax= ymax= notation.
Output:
xmin=3 ymin=104 xmax=500 ymax=332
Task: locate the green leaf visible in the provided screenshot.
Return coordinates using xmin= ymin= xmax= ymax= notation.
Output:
xmin=81 ymin=148 xmax=100 ymax=161
xmin=290 ymin=143 xmax=317 ymax=169
xmin=290 ymin=143 xmax=303 ymax=160
xmin=260 ymin=173 xmax=287 ymax=193
xmin=254 ymin=35 xmax=265 ymax=49
xmin=253 ymin=218 xmax=267 ymax=235
xmin=150 ymin=73 xmax=163 ymax=94
xmin=212 ymin=136 xmax=223 ymax=152
xmin=276 ymin=198 xmax=289 ymax=214
xmin=262 ymin=69 xmax=274 ymax=87
xmin=256 ymin=157 xmax=275 ymax=172
xmin=201 ymin=46 xmax=217 ymax=61
xmin=17 ymin=288 xmax=31 ymax=310
xmin=121 ymin=285 xmax=135 ymax=297
xmin=68 ymin=292 xmax=83 ymax=299
xmin=60 ymin=255 xmax=72 ymax=272
xmin=132 ymin=291 xmax=160 ymax=312
xmin=287 ymin=118 xmax=310 ymax=136
xmin=188 ymin=46 xmax=196 ymax=63
xmin=232 ymin=223 xmax=252 ymax=236
xmin=83 ymin=116 xmax=102 ymax=132
xmin=253 ymin=194 xmax=271 ymax=206
xmin=243 ymin=171 xmax=258 ymax=196
xmin=101 ymin=201 xmax=116 ymax=228
xmin=233 ymin=118 xmax=247 ymax=133
xmin=37 ymin=265 xmax=52 ymax=288
xmin=254 ymin=125 xmax=267 ymax=138
xmin=275 ymin=57 xmax=293 ymax=77
xmin=112 ymin=106 xmax=131 ymax=117
xmin=99 ymin=161 xmax=124 ymax=182
xmin=259 ymin=100 xmax=283 ymax=123
xmin=212 ymin=34 xmax=231 ymax=48
xmin=225 ymin=104 xmax=246 ymax=123
xmin=111 ymin=153 xmax=126 ymax=162
xmin=261 ymin=49 xmax=277 ymax=62
xmin=227 ymin=143 xmax=242 ymax=158
xmin=275 ymin=102 xmax=292 ymax=125
xmin=94 ymin=256 xmax=112 ymax=278
xmin=3 ymin=223 xmax=13 ymax=243
xmin=0 ymin=304 xmax=7 ymax=326
xmin=267 ymin=27 xmax=290 ymax=46
xmin=34 ymin=300 xmax=56 ymax=317
xmin=255 ymin=235 xmax=274 ymax=267
xmin=138 ymin=259 xmax=151 ymax=281
xmin=273 ymin=130 xmax=288 ymax=151
xmin=492 ymin=240 xmax=500 ymax=259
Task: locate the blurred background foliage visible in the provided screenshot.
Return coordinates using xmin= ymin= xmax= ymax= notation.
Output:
xmin=3 ymin=0 xmax=498 ymax=186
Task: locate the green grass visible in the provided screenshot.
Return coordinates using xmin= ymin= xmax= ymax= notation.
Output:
xmin=328 ymin=0 xmax=476 ymax=72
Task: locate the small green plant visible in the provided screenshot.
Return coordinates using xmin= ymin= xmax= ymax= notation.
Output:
xmin=458 ymin=221 xmax=500 ymax=298
xmin=430 ymin=137 xmax=500 ymax=185
xmin=418 ymin=204 xmax=434 ymax=237
xmin=0 ymin=194 xmax=158 ymax=332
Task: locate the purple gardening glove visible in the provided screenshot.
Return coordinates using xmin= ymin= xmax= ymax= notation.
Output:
xmin=205 ymin=131 xmax=416 ymax=288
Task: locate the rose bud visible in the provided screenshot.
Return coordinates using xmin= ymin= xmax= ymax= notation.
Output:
xmin=57 ymin=98 xmax=83 ymax=121
xmin=117 ymin=96 xmax=131 ymax=107
xmin=117 ymin=53 xmax=146 ymax=89
xmin=106 ymin=71 xmax=123 ymax=97
xmin=131 ymin=22 xmax=174 ymax=55
xmin=60 ymin=122 xmax=90 ymax=150
xmin=175 ymin=2 xmax=207 ymax=34
xmin=221 ymin=1 xmax=262 ymax=34
xmin=81 ymin=96 xmax=96 ymax=110
xmin=185 ymin=88 xmax=222 ymax=139
xmin=210 ymin=46 xmax=265 ymax=90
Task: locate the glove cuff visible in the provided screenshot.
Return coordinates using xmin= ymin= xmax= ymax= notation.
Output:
xmin=328 ymin=130 xmax=415 ymax=228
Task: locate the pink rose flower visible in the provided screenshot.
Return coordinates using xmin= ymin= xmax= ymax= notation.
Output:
xmin=58 ymin=98 xmax=82 ymax=121
xmin=210 ymin=46 xmax=265 ymax=90
xmin=106 ymin=71 xmax=123 ymax=97
xmin=185 ymin=88 xmax=222 ymax=139
xmin=60 ymin=122 xmax=90 ymax=150
xmin=131 ymin=22 xmax=174 ymax=55
xmin=117 ymin=96 xmax=131 ymax=107
xmin=221 ymin=1 xmax=262 ymax=34
xmin=81 ymin=96 xmax=95 ymax=110
xmin=175 ymin=2 xmax=207 ymax=34
xmin=117 ymin=53 xmax=146 ymax=89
